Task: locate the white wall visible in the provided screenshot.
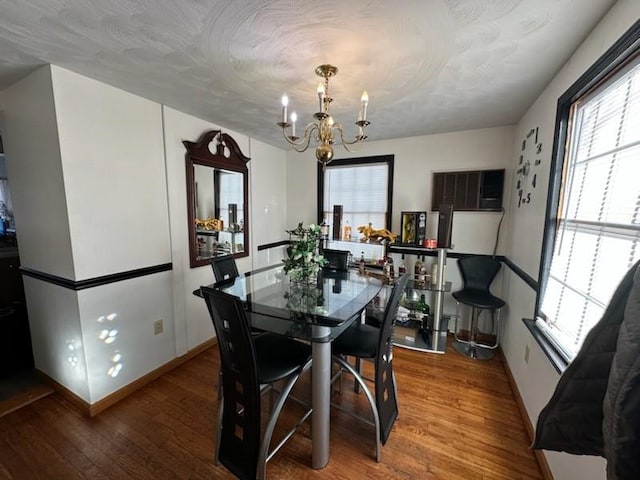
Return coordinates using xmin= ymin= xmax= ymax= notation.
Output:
xmin=162 ymin=106 xmax=243 ymax=354
xmin=286 ymin=126 xmax=515 ymax=317
xmin=3 ymin=67 xmax=178 ymax=402
xmin=3 ymin=70 xmax=290 ymax=402
xmin=3 ymin=65 xmax=75 ymax=279
xmin=501 ymin=1 xmax=640 ymax=479
xmin=247 ymin=138 xmax=288 ymax=269
xmin=22 ymin=276 xmax=88 ymax=401
xmin=162 ymin=106 xmax=288 ymax=355
xmin=286 ymin=126 xmax=514 ymax=255
xmin=78 ymin=272 xmax=174 ymax=401
xmin=52 ymin=66 xmax=171 ymax=280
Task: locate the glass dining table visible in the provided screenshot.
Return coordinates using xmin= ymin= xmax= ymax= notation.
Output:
xmin=195 ymin=264 xmax=384 ymax=469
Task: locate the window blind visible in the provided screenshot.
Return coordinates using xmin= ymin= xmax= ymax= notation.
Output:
xmin=539 ymin=55 xmax=640 ymax=360
xmin=219 ymin=172 xmax=243 ymax=226
xmin=322 ymin=162 xmax=389 ymax=230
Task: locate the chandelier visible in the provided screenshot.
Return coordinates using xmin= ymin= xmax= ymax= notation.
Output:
xmin=277 ymin=64 xmax=370 ymax=166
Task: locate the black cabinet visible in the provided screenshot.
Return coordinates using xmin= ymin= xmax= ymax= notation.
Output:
xmin=0 ymin=253 xmax=34 ymax=376
xmin=432 ymin=169 xmax=504 ymax=211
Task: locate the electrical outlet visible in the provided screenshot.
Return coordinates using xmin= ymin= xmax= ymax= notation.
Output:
xmin=153 ymin=319 xmax=163 ymax=335
xmin=524 ymin=344 xmax=530 ymax=364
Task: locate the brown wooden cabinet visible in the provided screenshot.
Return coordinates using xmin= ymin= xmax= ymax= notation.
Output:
xmin=432 ymin=169 xmax=504 ymax=211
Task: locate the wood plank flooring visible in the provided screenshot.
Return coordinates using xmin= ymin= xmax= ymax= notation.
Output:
xmin=0 ymin=370 xmax=54 ymax=418
xmin=0 ymin=340 xmax=542 ymax=479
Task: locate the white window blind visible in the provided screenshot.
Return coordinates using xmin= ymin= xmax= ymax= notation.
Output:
xmin=219 ymin=172 xmax=243 ymax=227
xmin=323 ymin=162 xmax=389 ymax=231
xmin=539 ymin=55 xmax=640 ymax=360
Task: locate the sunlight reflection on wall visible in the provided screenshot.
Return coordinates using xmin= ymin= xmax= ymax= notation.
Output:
xmin=97 ymin=312 xmax=124 ymax=378
xmin=65 ymin=339 xmax=81 ymax=367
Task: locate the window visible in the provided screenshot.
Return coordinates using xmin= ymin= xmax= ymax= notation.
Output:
xmin=317 ymin=155 xmax=394 ymax=234
xmin=536 ymin=21 xmax=640 ymax=365
xmin=218 ymin=171 xmax=243 ymax=226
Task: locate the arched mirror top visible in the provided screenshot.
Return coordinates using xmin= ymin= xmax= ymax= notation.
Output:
xmin=183 ymin=130 xmax=250 ymax=172
xmin=184 ymin=130 xmax=250 ymax=268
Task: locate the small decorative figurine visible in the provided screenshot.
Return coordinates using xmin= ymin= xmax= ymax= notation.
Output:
xmin=357 ymin=222 xmax=398 ymax=243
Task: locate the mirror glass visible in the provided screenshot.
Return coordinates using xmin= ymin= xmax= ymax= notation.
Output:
xmin=193 ymin=165 xmax=245 ymax=258
xmin=185 ymin=130 xmax=250 ymax=268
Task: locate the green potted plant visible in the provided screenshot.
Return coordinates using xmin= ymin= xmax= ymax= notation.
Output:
xmin=283 ymin=222 xmax=327 ymax=283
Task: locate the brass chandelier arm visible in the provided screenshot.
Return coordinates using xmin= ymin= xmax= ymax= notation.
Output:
xmin=277 ymin=64 xmax=370 ymax=166
xmin=332 ymin=122 xmax=366 ymax=153
xmin=280 ymin=123 xmax=318 ymax=153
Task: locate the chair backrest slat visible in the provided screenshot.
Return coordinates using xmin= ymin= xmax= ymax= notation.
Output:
xmin=201 ymin=286 xmax=261 ymax=480
xmin=322 ymin=248 xmax=350 ymax=271
xmin=375 ymin=273 xmax=410 ymax=444
xmin=211 ymin=254 xmax=240 ymax=283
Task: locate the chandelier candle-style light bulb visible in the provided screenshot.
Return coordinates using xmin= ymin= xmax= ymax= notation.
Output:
xmin=290 ymin=111 xmax=297 ymax=138
xmin=277 ymin=64 xmax=371 ymax=167
xmin=361 ymin=91 xmax=369 ymax=121
xmin=281 ymin=94 xmax=288 ymax=123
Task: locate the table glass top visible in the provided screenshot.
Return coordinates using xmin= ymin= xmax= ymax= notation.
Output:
xmin=198 ymin=265 xmax=384 ymax=342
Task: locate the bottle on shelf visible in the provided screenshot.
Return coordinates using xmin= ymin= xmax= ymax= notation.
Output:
xmin=416 ymin=293 xmax=430 ymax=318
xmin=418 ymin=255 xmax=428 ymax=288
xmin=399 ymin=291 xmax=408 ymax=309
xmin=384 ymin=255 xmax=395 ymax=281
xmin=359 ymin=251 xmax=366 ymax=274
xmin=431 ymin=261 xmax=439 ymax=286
xmin=398 ymin=254 xmax=407 ymax=276
xmin=320 ymin=221 xmax=330 ymax=240
xmin=414 ymin=255 xmax=423 ymax=288
xmin=414 ymin=293 xmax=430 ymax=325
xmin=342 ymin=220 xmax=352 ymax=241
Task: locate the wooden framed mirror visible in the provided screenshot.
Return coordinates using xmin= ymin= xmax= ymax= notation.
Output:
xmin=184 ymin=130 xmax=250 ymax=268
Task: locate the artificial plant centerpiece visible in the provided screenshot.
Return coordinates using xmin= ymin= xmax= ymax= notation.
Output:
xmin=283 ymin=222 xmax=327 ymax=283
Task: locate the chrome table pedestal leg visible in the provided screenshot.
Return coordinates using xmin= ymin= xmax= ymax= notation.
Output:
xmin=312 ymin=328 xmax=331 ymax=469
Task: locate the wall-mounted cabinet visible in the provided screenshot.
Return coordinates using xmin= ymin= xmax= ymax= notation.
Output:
xmin=432 ymin=169 xmax=504 ymax=211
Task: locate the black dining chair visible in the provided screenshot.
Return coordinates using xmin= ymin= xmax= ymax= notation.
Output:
xmin=331 ymin=272 xmax=410 ymax=461
xmin=210 ymin=254 xmax=261 ymax=400
xmin=210 ymin=254 xmax=239 ymax=284
xmin=451 ymin=255 xmax=505 ymax=360
xmin=322 ymin=248 xmax=350 ymax=271
xmin=201 ymin=286 xmax=312 ymax=480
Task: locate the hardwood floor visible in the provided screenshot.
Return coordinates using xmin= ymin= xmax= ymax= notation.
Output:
xmin=0 ymin=370 xmax=53 ymax=419
xmin=0 ymin=340 xmax=543 ymax=479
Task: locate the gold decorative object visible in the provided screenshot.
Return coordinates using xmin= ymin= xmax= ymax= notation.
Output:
xmin=357 ymin=223 xmax=398 ymax=243
xmin=277 ymin=64 xmax=370 ymax=167
xmin=195 ymin=218 xmax=223 ymax=231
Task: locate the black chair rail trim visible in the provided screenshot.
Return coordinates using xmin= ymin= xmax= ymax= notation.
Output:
xmin=502 ymin=257 xmax=538 ymax=291
xmin=262 ymin=239 xmax=539 ymax=293
xmin=257 ymin=240 xmax=291 ymax=251
xmin=262 ymin=239 xmax=557 ymax=373
xmin=20 ymin=263 xmax=173 ymax=291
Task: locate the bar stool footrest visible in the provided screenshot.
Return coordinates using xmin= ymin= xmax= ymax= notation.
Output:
xmin=451 ymin=340 xmax=494 ymax=360
xmin=454 ymin=326 xmax=499 ymax=350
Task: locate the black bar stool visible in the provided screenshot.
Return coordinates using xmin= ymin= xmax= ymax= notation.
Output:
xmin=451 ymin=256 xmax=505 ymax=360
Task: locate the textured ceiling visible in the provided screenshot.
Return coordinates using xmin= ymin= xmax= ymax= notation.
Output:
xmin=0 ymin=0 xmax=615 ymax=148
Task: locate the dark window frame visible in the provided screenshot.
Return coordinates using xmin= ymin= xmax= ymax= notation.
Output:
xmin=316 ymin=154 xmax=395 ymax=230
xmin=532 ymin=19 xmax=640 ymax=373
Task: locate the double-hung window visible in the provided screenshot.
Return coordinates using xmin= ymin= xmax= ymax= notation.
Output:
xmin=317 ymin=155 xmax=394 ymax=234
xmin=536 ymin=22 xmax=640 ymax=366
